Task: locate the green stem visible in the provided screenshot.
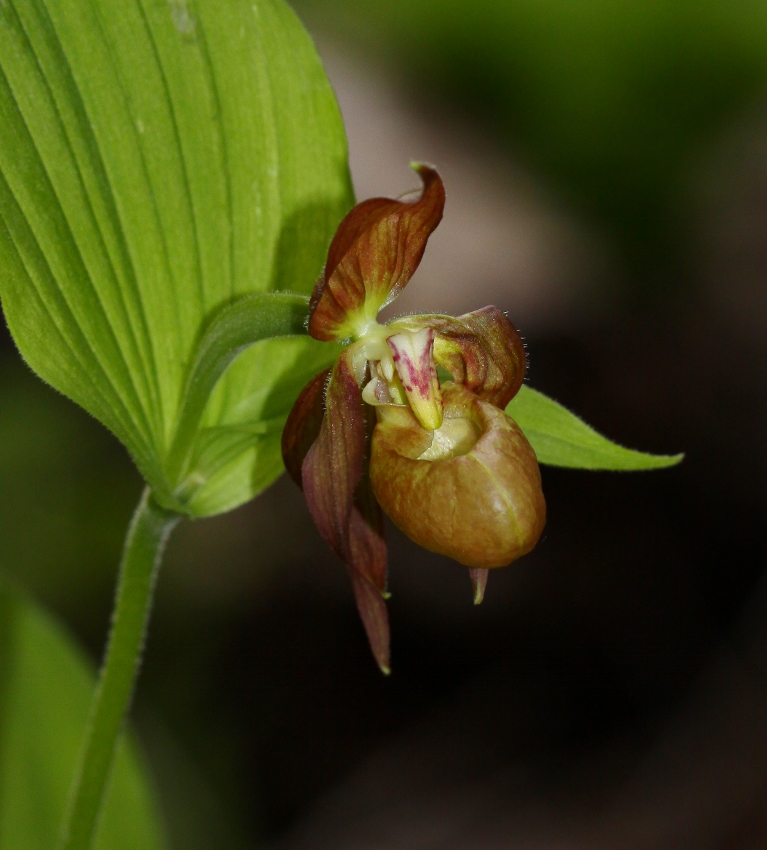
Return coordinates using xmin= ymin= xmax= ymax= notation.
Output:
xmin=58 ymin=488 xmax=181 ymax=850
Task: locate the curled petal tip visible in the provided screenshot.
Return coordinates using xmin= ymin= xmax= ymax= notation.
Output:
xmin=410 ymin=160 xmax=437 ymax=177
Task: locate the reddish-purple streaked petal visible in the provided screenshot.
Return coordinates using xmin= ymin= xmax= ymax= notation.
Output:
xmin=387 ymin=328 xmax=442 ymax=431
xmin=469 ymin=568 xmax=489 ymax=605
xmin=351 ymin=432 xmax=388 ymax=595
xmin=281 ymin=368 xmax=331 ymax=487
xmin=394 ymin=306 xmax=526 ymax=409
xmin=300 ymin=351 xmax=390 ymax=667
xmin=346 ymin=429 xmax=390 ymax=669
xmin=308 ymin=164 xmax=445 ymax=341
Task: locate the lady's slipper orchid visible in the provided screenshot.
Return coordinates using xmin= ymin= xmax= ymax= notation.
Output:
xmin=281 ymin=165 xmax=546 ymax=673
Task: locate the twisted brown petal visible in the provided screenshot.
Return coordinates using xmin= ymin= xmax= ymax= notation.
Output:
xmin=394 ymin=306 xmax=526 ymax=409
xmin=308 ymin=164 xmax=445 ymax=341
xmin=299 ymin=352 xmax=390 ymax=672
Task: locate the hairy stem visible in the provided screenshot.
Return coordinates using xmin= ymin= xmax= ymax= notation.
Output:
xmin=58 ymin=488 xmax=181 ymax=850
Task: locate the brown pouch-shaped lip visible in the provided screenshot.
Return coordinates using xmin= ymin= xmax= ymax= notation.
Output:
xmin=393 ymin=305 xmax=526 ymax=410
xmin=308 ymin=164 xmax=445 ymax=342
xmin=370 ymin=383 xmax=546 ymax=569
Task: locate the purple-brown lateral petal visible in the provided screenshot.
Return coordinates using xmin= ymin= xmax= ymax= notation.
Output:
xmin=349 ymin=569 xmax=391 ymax=675
xmin=281 ymin=368 xmax=331 ymax=487
xmin=308 ymin=164 xmax=445 ymax=341
xmin=300 ymin=352 xmax=390 ymax=670
xmin=302 ymin=353 xmax=365 ymax=560
xmin=349 ymin=402 xmax=388 ymax=596
xmin=349 ymin=470 xmax=390 ymax=673
xmin=396 ymin=306 xmax=526 ymax=409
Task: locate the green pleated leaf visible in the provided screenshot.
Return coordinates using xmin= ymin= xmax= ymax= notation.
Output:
xmin=0 ymin=0 xmax=353 ymax=514
xmin=0 ymin=575 xmax=165 ymax=849
xmin=507 ymin=385 xmax=684 ymax=470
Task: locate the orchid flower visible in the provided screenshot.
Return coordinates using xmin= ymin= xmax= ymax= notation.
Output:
xmin=281 ymin=164 xmax=546 ymax=673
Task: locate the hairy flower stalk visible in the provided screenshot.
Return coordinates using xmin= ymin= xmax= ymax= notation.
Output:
xmin=282 ymin=165 xmax=546 ymax=672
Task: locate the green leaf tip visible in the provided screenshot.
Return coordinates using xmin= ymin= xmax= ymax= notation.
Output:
xmin=507 ymin=385 xmax=684 ymax=471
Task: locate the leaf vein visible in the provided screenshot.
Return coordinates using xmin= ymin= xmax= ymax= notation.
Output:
xmin=0 ymin=43 xmax=156 ymax=448
xmin=14 ymin=0 xmax=164 ymax=446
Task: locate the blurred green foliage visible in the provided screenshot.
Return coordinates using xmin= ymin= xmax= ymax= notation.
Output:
xmin=0 ymin=574 xmax=165 ymax=849
xmin=0 ymin=357 xmax=140 ymax=616
xmin=297 ymin=0 xmax=767 ymax=268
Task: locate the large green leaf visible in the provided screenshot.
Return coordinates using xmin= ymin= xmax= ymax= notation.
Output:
xmin=508 ymin=385 xmax=683 ymax=470
xmin=0 ymin=0 xmax=352 ymax=515
xmin=0 ymin=574 xmax=165 ymax=849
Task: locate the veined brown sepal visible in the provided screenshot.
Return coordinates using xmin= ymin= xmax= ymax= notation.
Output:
xmin=308 ymin=164 xmax=445 ymax=341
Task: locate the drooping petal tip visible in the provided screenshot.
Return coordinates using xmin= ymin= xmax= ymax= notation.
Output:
xmin=349 ymin=569 xmax=391 ymax=675
xmin=469 ymin=568 xmax=489 ymax=605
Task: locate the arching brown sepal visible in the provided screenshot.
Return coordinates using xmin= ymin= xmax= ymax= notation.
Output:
xmin=308 ymin=164 xmax=445 ymax=341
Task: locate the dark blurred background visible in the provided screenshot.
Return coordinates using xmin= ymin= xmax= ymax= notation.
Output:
xmin=3 ymin=1 xmax=767 ymax=847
